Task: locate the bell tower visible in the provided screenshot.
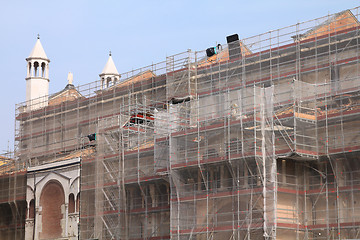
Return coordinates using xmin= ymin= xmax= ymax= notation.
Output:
xmin=26 ymin=35 xmax=50 ymax=110
xmin=99 ymin=51 xmax=120 ymax=89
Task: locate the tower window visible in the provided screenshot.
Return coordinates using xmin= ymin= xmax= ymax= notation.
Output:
xmin=28 ymin=62 xmax=32 ymax=77
xmin=106 ymin=77 xmax=112 ymax=88
xmin=34 ymin=62 xmax=39 ymax=77
xmin=41 ymin=62 xmax=46 ymax=77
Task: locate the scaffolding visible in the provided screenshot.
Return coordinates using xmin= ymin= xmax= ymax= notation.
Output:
xmin=12 ymin=6 xmax=360 ymax=239
xmin=0 ymin=151 xmax=26 ymax=239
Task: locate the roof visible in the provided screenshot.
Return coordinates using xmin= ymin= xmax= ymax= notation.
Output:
xmin=0 ymin=155 xmax=12 ymax=167
xmin=0 ymin=155 xmax=24 ymax=175
xmin=28 ymin=38 xmax=48 ymax=60
xmin=100 ymin=54 xmax=119 ymax=76
xmin=93 ymin=69 xmax=157 ymax=96
xmin=42 ymin=147 xmax=95 ymax=165
xmin=295 ymin=10 xmax=360 ymax=41
xmin=97 ymin=69 xmax=155 ymax=93
xmin=48 ymin=83 xmax=83 ymax=106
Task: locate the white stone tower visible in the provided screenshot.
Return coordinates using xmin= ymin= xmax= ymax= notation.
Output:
xmin=26 ymin=35 xmax=50 ymax=110
xmin=99 ymin=51 xmax=120 ymax=89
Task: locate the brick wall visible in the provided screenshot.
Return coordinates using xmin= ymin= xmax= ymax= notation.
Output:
xmin=39 ymin=181 xmax=65 ymax=239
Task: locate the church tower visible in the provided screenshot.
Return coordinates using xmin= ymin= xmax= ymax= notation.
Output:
xmin=26 ymin=35 xmax=50 ymax=110
xmin=99 ymin=51 xmax=120 ymax=89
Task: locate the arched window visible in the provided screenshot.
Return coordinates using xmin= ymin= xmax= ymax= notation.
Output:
xmin=41 ymin=62 xmax=46 ymax=77
xmin=76 ymin=193 xmax=80 ymax=212
xmin=29 ymin=199 xmax=35 ymax=219
xmin=28 ymin=62 xmax=32 ymax=77
xmin=68 ymin=193 xmax=75 ymax=214
xmin=144 ymin=185 xmax=152 ymax=208
xmin=101 ymin=78 xmax=105 ymax=89
xmin=106 ymin=77 xmax=112 ymax=88
xmin=132 ymin=187 xmax=142 ymax=210
xmin=34 ymin=62 xmax=39 ymax=77
xmin=159 ymin=184 xmax=169 ymax=206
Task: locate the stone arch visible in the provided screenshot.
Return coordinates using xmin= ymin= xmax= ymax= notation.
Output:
xmin=27 ymin=185 xmax=35 ymax=203
xmin=69 ymin=176 xmax=79 ymax=192
xmin=39 ymin=180 xmax=65 ymax=239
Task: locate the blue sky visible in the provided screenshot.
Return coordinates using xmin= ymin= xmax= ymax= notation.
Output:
xmin=0 ymin=0 xmax=359 ymax=154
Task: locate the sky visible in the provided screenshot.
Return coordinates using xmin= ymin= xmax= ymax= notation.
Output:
xmin=0 ymin=0 xmax=359 ymax=154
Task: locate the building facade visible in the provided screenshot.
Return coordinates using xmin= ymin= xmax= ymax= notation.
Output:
xmin=0 ymin=7 xmax=360 ymax=240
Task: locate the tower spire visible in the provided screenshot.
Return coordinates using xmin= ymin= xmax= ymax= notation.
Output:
xmin=28 ymin=36 xmax=48 ymax=60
